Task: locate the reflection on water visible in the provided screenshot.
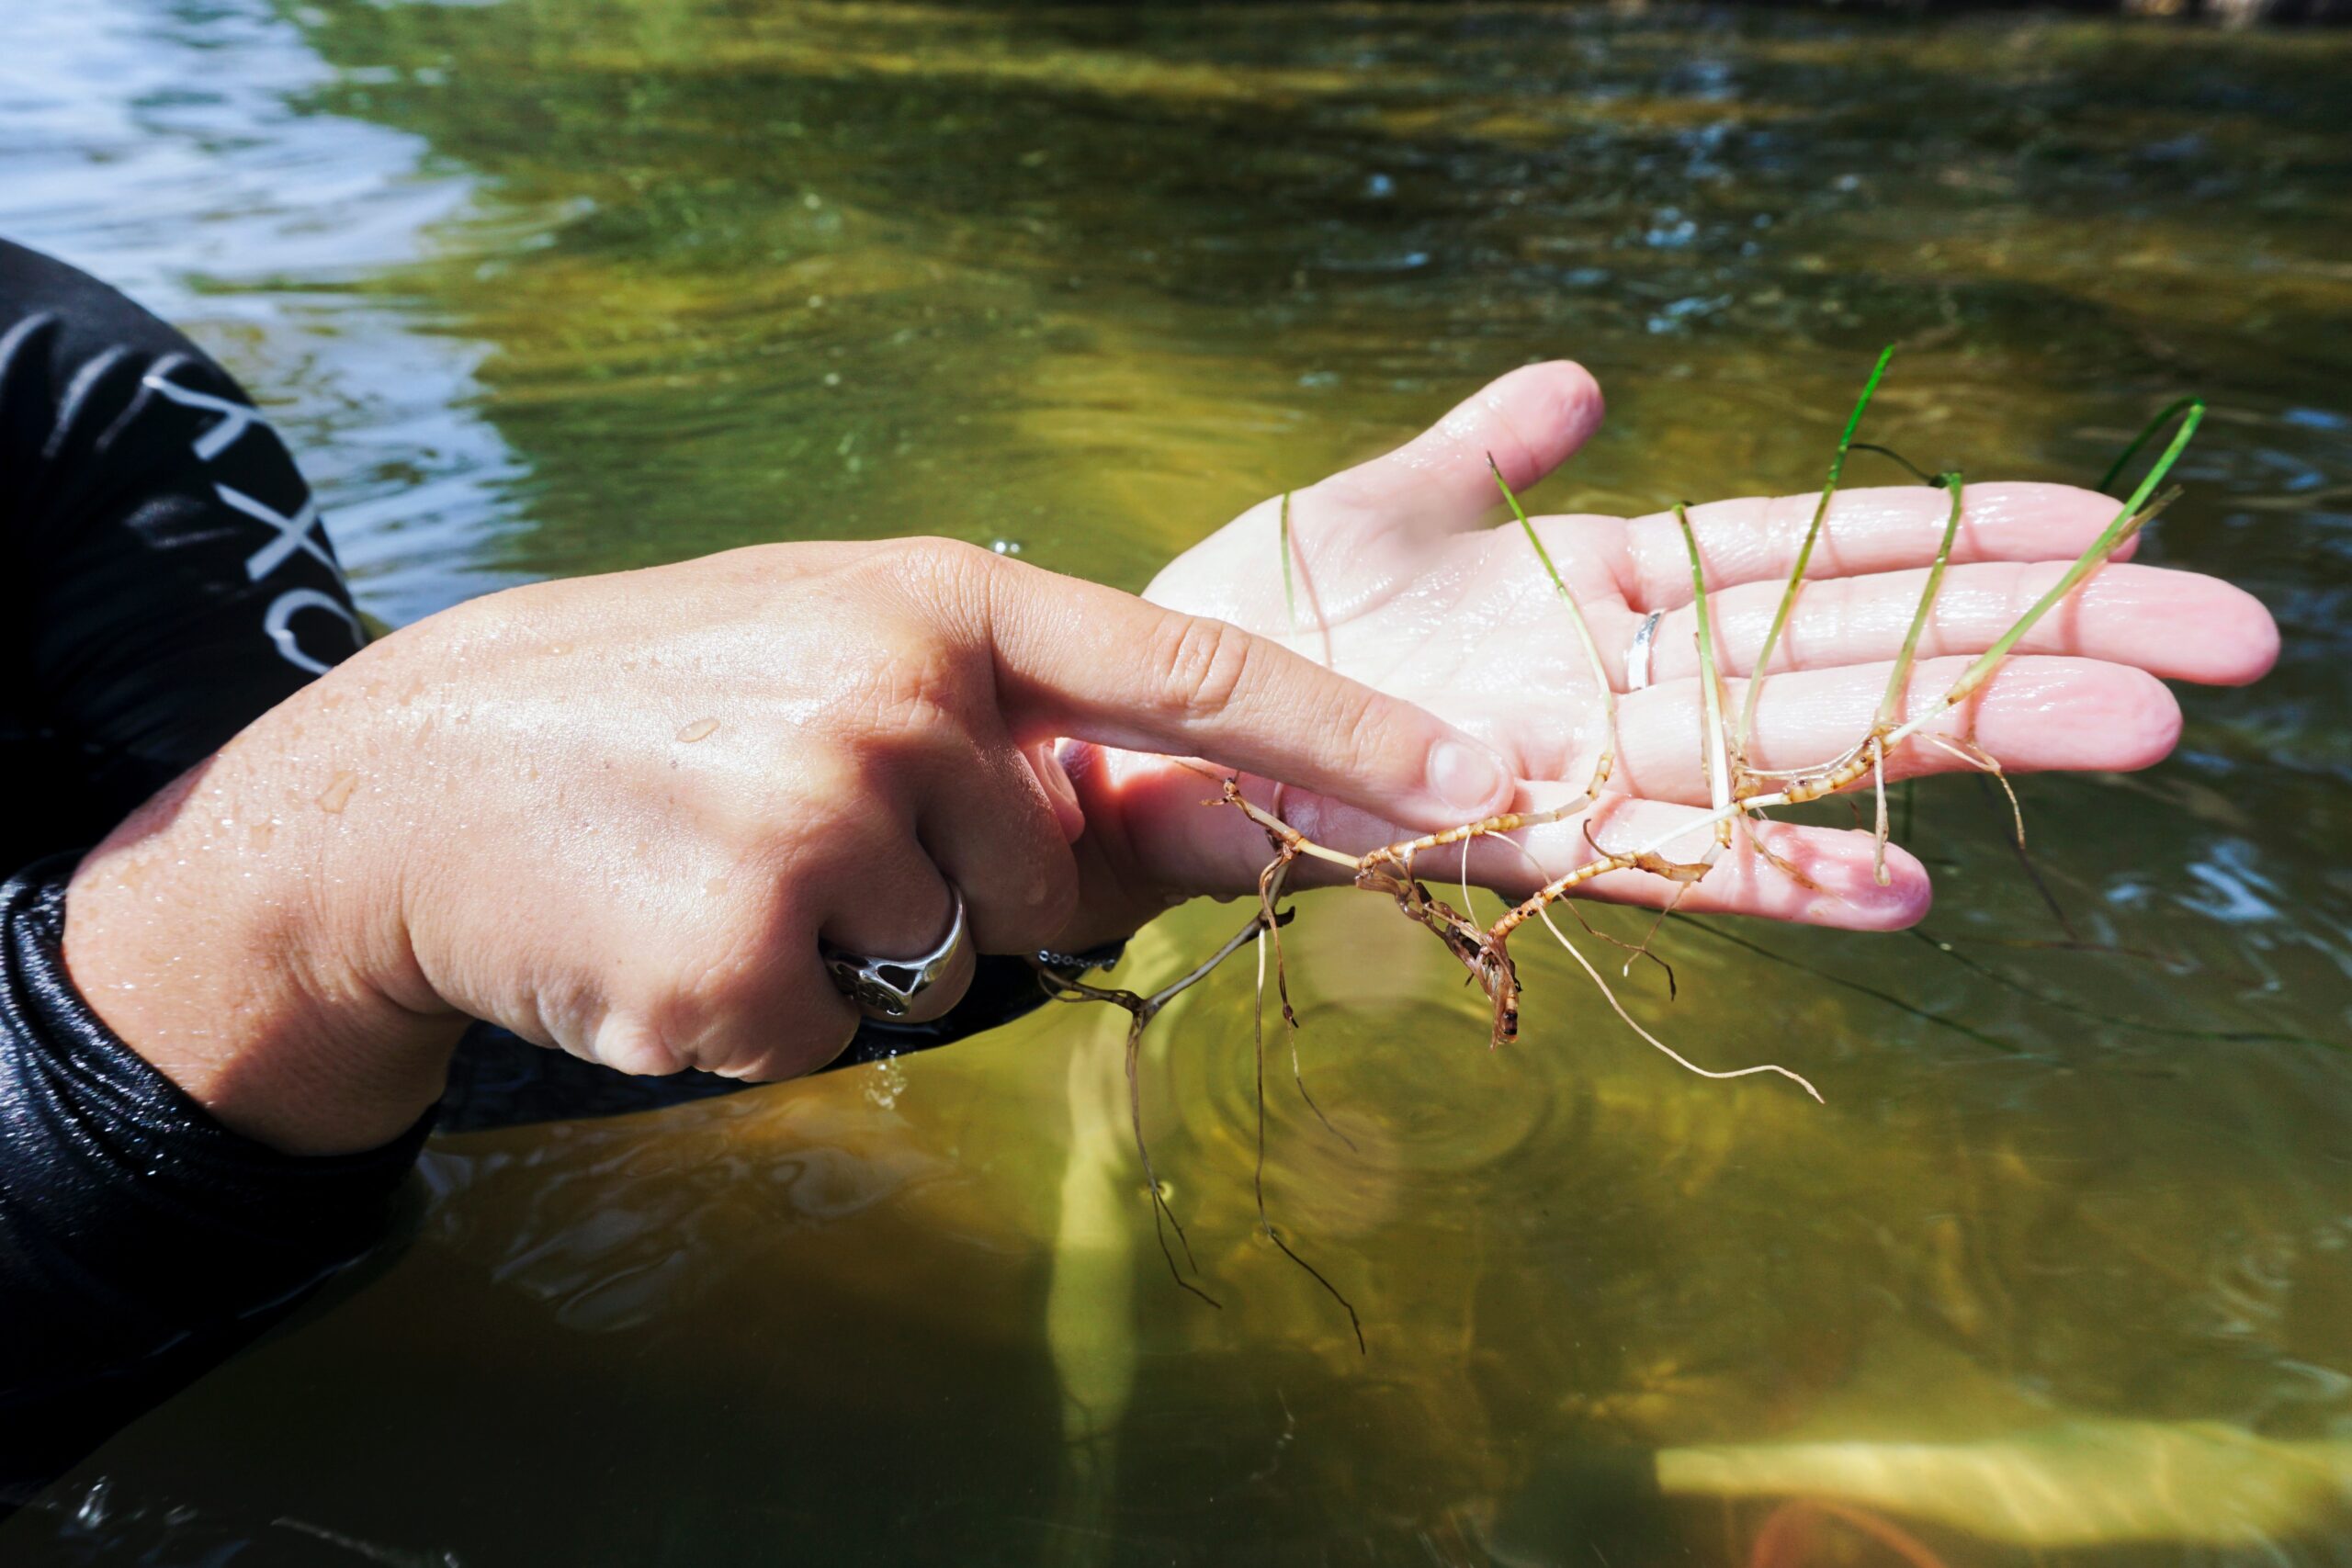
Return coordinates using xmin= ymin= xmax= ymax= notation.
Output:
xmin=0 ymin=0 xmax=525 ymax=623
xmin=6 ymin=1 xmax=2352 ymax=1563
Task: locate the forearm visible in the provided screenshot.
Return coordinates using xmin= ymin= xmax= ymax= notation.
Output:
xmin=61 ymin=717 xmax=467 ymax=1156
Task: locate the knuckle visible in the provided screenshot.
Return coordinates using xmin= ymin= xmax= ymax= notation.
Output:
xmin=771 ymin=746 xmax=893 ymax=858
xmin=590 ymin=1009 xmax=684 ymax=1078
xmin=835 ymin=541 xmax=995 ymax=725
xmin=2113 ymin=667 xmax=2183 ymax=767
xmin=1792 ymin=580 xmax=1851 ymax=671
xmin=2007 ymin=559 xmax=2064 ymax=619
xmin=1329 ymin=682 xmax=1391 ymax=762
xmin=857 ymin=653 xmax=971 ymax=735
xmin=673 ymin=914 xmax=860 ymax=1080
xmin=890 ymin=535 xmax=999 ymax=608
xmin=676 ymin=942 xmax=775 ymax=1034
xmin=1154 ymin=613 xmax=1257 ymax=721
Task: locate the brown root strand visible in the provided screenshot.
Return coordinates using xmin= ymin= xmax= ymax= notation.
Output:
xmin=1258 ymin=853 xmax=1355 ymax=1151
xmin=1126 ymin=1010 xmax=1219 ymax=1308
xmin=1565 ymin=896 xmax=1681 ymax=999
xmin=1729 ymin=816 xmax=1819 ymax=897
xmin=1251 ymin=924 xmax=1366 ymax=1354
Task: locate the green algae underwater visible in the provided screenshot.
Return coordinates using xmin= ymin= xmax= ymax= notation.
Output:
xmin=11 ymin=2 xmax=2352 ymax=1563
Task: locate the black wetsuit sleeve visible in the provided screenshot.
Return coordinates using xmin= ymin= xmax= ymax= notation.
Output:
xmin=0 ymin=857 xmax=429 ymax=1502
xmin=0 ymin=238 xmax=364 ymax=874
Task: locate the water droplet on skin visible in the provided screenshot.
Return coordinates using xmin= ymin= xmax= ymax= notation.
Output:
xmin=677 ymin=717 xmax=720 ymax=743
xmin=316 ymin=772 xmax=358 ymax=814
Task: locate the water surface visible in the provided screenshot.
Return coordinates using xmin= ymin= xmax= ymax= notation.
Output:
xmin=5 ymin=3 xmax=2350 ymax=1563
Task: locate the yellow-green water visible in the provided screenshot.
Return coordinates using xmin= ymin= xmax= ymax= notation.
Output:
xmin=6 ymin=3 xmax=2351 ymax=1562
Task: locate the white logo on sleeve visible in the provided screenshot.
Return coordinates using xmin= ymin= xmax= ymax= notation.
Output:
xmin=210 ymin=482 xmax=334 ymax=581
xmin=262 ymin=589 xmax=364 ymax=677
xmin=141 ymin=365 xmax=358 ymax=673
xmin=140 ymin=371 xmax=266 ymax=463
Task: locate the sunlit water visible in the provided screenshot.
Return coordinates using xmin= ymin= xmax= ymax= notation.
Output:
xmin=5 ymin=3 xmax=2350 ymax=1563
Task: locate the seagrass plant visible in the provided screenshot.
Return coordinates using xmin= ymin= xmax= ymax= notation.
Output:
xmin=1033 ymin=351 xmax=2206 ymax=1345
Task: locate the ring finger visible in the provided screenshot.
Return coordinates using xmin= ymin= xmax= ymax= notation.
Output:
xmin=817 ymin=843 xmax=976 ymax=1028
xmin=1608 ymin=653 xmax=2184 ymax=806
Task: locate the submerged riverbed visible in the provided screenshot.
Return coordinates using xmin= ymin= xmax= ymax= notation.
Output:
xmin=5 ymin=2 xmax=2350 ymax=1562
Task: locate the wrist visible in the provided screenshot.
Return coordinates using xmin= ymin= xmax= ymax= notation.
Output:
xmin=62 ymin=725 xmax=465 ymax=1156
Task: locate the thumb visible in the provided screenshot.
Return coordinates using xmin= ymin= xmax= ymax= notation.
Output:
xmin=1311 ymin=358 xmax=1606 ymax=531
xmin=983 ymin=555 xmax=1516 ymax=832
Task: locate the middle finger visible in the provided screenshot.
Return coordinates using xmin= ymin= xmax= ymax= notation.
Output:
xmin=1636 ymin=560 xmax=2276 ymax=688
xmin=1606 ymin=481 xmax=2130 ymax=610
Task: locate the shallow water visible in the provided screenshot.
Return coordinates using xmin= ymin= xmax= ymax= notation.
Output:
xmin=6 ymin=2 xmax=2351 ymax=1562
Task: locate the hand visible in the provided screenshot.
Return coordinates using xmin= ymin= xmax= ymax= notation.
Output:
xmin=1080 ymin=362 xmax=2278 ymax=928
xmin=62 ymin=541 xmax=1519 ymax=1152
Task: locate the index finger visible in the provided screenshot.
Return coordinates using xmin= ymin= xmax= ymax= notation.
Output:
xmin=983 ymin=553 xmax=1517 ymax=830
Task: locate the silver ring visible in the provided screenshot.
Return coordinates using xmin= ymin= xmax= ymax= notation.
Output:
xmin=820 ymin=887 xmax=967 ymax=1019
xmin=1626 ymin=609 xmax=1665 ymax=691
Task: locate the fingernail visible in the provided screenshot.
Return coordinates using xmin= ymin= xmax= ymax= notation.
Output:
xmin=1427 ymin=739 xmax=1510 ymax=816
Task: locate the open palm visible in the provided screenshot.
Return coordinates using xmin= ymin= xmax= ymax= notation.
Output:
xmin=1094 ymin=362 xmax=2276 ymax=931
